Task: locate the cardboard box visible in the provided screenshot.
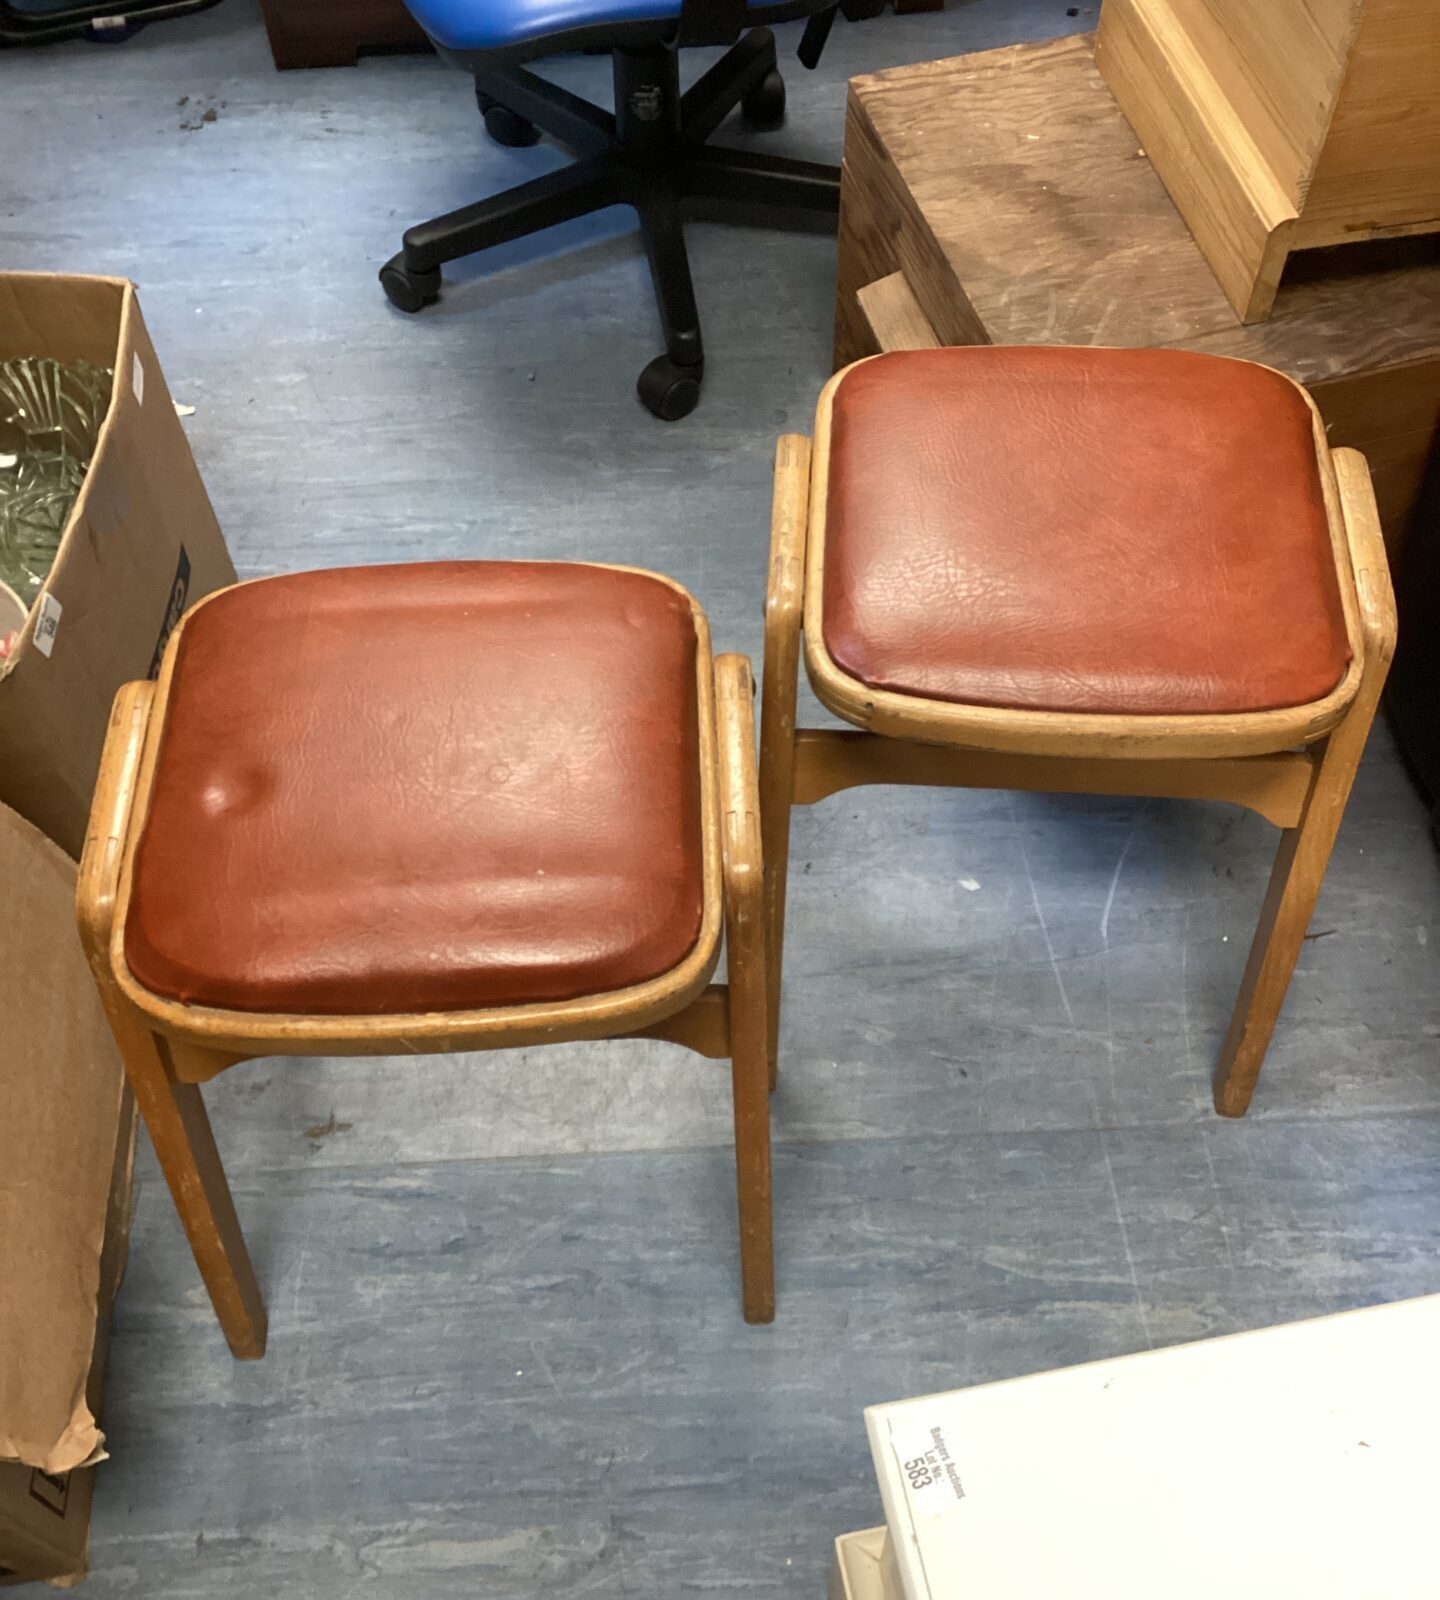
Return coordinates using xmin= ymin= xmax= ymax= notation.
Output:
xmin=1 ymin=802 xmax=137 ymax=1585
xmin=864 ymin=1296 xmax=1440 ymax=1598
xmin=829 ymin=1529 xmax=902 ymax=1600
xmin=1 ymin=274 xmax=231 ymax=1583
xmin=0 ymin=1464 xmax=96 ymax=1589
xmin=0 ymin=1312 xmax=126 ymax=1589
xmin=0 ymin=272 xmax=235 ymax=859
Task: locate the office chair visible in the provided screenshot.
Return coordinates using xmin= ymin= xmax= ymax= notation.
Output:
xmin=381 ymin=0 xmax=875 ymax=419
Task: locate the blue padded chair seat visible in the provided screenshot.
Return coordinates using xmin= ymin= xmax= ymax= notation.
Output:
xmin=406 ymin=0 xmax=681 ymax=52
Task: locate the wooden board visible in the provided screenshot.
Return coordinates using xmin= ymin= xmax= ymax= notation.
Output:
xmin=1301 ymin=0 xmax=1440 ymax=242
xmin=1160 ymin=0 xmax=1359 ymax=200
xmin=855 ymin=273 xmax=940 ymax=353
xmin=1096 ymin=0 xmax=1440 ymax=320
xmin=835 ymin=32 xmax=1440 ymax=551
xmin=1095 ymin=0 xmax=1299 ymax=319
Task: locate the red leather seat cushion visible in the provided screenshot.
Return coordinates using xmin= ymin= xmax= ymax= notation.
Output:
xmin=124 ymin=562 xmax=705 ymax=1015
xmin=821 ymin=347 xmax=1351 ymax=716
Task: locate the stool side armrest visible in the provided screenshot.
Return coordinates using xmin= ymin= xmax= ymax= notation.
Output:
xmin=76 ymin=681 xmax=155 ymax=971
xmin=715 ymin=652 xmax=763 ymax=906
xmin=761 ymin=434 xmax=810 ymax=825
xmin=1330 ymin=447 xmax=1397 ymax=671
xmin=766 ymin=434 xmax=811 ymax=638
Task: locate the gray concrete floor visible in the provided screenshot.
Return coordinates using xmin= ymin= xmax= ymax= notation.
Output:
xmin=6 ymin=1 xmax=1440 ymax=1593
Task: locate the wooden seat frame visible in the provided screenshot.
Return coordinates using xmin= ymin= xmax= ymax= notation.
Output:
xmin=759 ymin=367 xmax=1397 ymax=1118
xmin=78 ymin=569 xmax=773 ymax=1358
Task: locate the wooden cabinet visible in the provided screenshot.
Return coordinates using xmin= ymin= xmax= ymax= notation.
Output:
xmin=257 ymin=0 xmax=430 ymax=69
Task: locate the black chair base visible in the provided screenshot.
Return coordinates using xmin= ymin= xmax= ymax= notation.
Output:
xmin=379 ymin=27 xmax=840 ymax=420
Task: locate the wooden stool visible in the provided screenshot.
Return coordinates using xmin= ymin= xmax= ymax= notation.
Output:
xmin=760 ymin=347 xmax=1396 ymax=1116
xmin=78 ymin=561 xmax=773 ymax=1357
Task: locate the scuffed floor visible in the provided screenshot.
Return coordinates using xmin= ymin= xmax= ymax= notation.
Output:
xmin=5 ymin=1 xmax=1438 ymax=1592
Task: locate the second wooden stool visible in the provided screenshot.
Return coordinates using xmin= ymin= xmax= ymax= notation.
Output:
xmin=760 ymin=347 xmax=1395 ymax=1115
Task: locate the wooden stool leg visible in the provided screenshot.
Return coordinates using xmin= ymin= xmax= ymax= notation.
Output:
xmin=717 ymin=652 xmax=776 ymax=1324
xmin=1213 ymin=744 xmax=1353 ymax=1116
xmin=760 ymin=433 xmax=810 ymax=1090
xmin=77 ymin=682 xmax=267 ymax=1358
xmin=122 ymin=1013 xmax=268 ymax=1357
xmin=1213 ymin=448 xmax=1397 ymax=1117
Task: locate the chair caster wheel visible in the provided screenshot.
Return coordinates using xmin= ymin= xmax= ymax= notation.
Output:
xmin=477 ymin=91 xmax=541 ymax=147
xmin=741 ymin=69 xmax=786 ymax=131
xmin=379 ymin=257 xmax=441 ymax=313
xmin=637 ymin=355 xmax=703 ymax=421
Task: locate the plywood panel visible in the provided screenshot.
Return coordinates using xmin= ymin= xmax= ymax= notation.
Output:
xmin=1177 ymin=0 xmax=1360 ymax=201
xmin=1300 ymin=0 xmax=1440 ymax=241
xmin=1097 ymin=0 xmax=1298 ymax=318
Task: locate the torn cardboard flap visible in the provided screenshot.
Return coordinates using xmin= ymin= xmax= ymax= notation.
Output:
xmin=0 ymin=803 xmax=130 ymax=1475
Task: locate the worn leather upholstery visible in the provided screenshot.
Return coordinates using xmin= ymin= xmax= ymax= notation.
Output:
xmin=125 ymin=562 xmax=706 ymax=1015
xmin=820 ymin=347 xmax=1351 ymax=717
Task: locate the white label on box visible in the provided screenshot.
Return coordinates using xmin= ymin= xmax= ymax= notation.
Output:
xmin=891 ymin=1416 xmax=967 ymax=1522
xmin=33 ymin=592 xmax=62 ymax=658
xmin=131 ymin=351 xmax=144 ymax=406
